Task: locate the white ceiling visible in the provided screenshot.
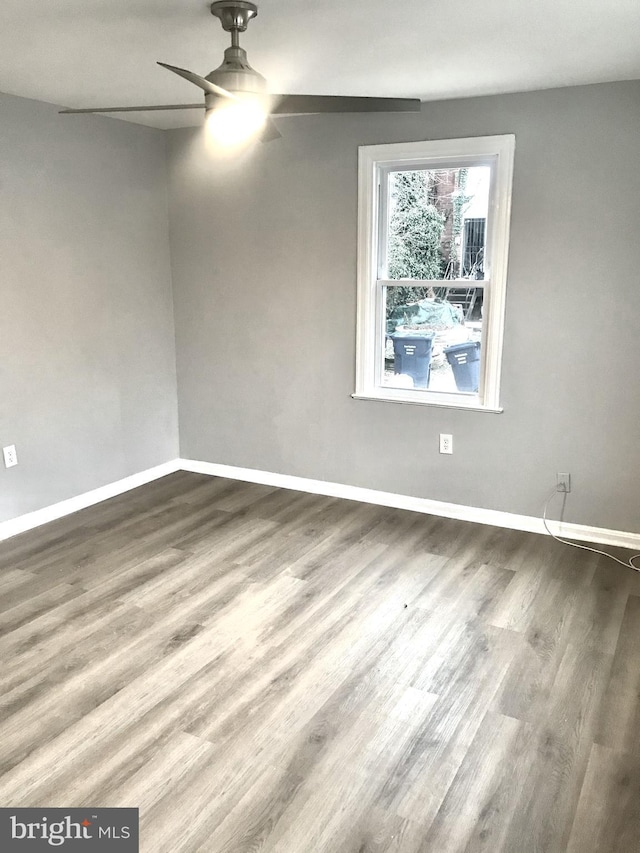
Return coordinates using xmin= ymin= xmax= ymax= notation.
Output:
xmin=1 ymin=0 xmax=639 ymax=129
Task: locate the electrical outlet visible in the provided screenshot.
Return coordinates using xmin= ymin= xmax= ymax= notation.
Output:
xmin=556 ymin=472 xmax=571 ymax=493
xmin=3 ymin=445 xmax=18 ymax=468
xmin=439 ymin=434 xmax=453 ymax=455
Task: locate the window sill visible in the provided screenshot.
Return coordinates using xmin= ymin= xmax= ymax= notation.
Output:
xmin=351 ymin=391 xmax=503 ymax=413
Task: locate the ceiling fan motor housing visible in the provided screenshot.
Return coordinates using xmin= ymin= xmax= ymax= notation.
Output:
xmin=205 ymin=46 xmax=266 ymax=97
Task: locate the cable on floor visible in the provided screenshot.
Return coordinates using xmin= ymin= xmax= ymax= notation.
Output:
xmin=542 ymin=488 xmax=640 ymax=573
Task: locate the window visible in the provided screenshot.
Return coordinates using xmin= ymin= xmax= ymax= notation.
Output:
xmin=354 ymin=135 xmax=515 ymax=411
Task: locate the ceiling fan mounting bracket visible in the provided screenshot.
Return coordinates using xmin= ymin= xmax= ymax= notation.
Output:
xmin=210 ymin=1 xmax=258 ymax=33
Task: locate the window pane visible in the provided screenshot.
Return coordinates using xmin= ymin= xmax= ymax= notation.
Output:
xmin=383 ymin=285 xmax=483 ymax=393
xmin=385 ymin=166 xmax=490 ymax=281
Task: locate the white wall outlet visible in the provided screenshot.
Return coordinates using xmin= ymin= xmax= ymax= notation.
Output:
xmin=557 ymin=472 xmax=571 ymax=493
xmin=439 ymin=434 xmax=453 ymax=455
xmin=3 ymin=445 xmax=18 ymax=468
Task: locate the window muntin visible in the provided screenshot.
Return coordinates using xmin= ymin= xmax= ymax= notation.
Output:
xmin=355 ymin=136 xmax=515 ymax=411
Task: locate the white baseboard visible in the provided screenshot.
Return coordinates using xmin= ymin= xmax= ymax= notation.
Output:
xmin=179 ymin=458 xmax=640 ymax=552
xmin=0 ymin=460 xmax=181 ymax=542
xmin=2 ymin=456 xmax=638 ymax=552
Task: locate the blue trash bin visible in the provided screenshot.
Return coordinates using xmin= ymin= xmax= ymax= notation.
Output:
xmin=443 ymin=341 xmax=481 ymax=392
xmin=390 ymin=333 xmax=434 ymax=389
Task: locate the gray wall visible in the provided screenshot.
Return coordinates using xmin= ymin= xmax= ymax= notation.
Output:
xmin=0 ymin=92 xmax=178 ymax=522
xmin=167 ymin=81 xmax=640 ymax=533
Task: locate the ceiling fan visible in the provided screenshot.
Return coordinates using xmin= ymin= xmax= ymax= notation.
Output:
xmin=60 ymin=0 xmax=421 ymax=143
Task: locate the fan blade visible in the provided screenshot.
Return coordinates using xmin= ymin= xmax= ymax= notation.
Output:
xmin=60 ymin=104 xmax=203 ymax=114
xmin=157 ymin=62 xmax=235 ymax=99
xmin=270 ymin=95 xmax=421 ymax=115
xmin=261 ymin=118 xmax=282 ymax=143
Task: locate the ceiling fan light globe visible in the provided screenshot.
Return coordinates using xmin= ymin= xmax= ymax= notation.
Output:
xmin=205 ymin=95 xmax=267 ymax=146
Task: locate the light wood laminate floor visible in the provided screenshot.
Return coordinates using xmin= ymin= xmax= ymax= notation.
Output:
xmin=1 ymin=472 xmax=640 ymax=852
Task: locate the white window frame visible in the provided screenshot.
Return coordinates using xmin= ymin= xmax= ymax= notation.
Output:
xmin=353 ymin=134 xmax=515 ymax=412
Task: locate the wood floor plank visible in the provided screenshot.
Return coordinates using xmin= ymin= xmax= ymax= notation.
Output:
xmin=0 ymin=620 xmax=240 ymax=804
xmin=595 ymin=593 xmax=640 ymax=754
xmin=567 ymin=743 xmax=640 ymax=853
xmin=494 ymin=575 xmax=581 ymax=723
xmin=410 ymin=564 xmax=516 ymax=694
xmin=417 ymin=711 xmax=524 ymax=853
xmin=1 ymin=472 xmax=639 ymax=852
xmin=108 ymin=731 xmax=217 ymax=813
xmin=14 ymin=655 xmax=244 ymax=808
xmin=499 ymin=642 xmax=615 ymax=853
xmin=322 ymin=806 xmax=425 ymax=853
xmin=0 ymin=580 xmax=81 ymax=636
xmin=141 ymin=757 xmax=300 ymax=853
xmin=565 ymin=562 xmax=630 ymax=654
xmin=389 ymin=625 xmax=518 ymax=827
xmin=185 ymin=555 xmax=438 ymax=747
